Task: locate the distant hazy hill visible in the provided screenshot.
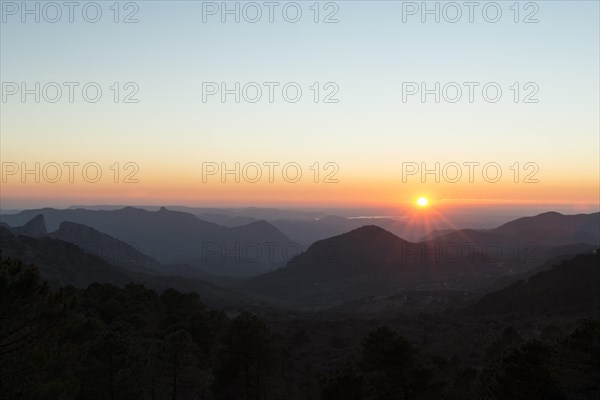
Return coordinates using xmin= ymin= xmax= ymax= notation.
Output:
xmin=48 ymin=221 xmax=161 ymax=270
xmin=495 ymin=211 xmax=599 ymax=233
xmin=494 ymin=211 xmax=600 ymax=244
xmin=468 ymin=251 xmax=600 ymax=316
xmin=419 ymin=212 xmax=599 ymax=277
xmin=275 ymin=212 xmax=600 ymax=248
xmin=1 ymin=226 xmax=133 ymax=288
xmin=10 ymin=214 xmax=47 ymax=238
xmin=423 ymin=230 xmax=594 ymax=274
xmin=0 ymin=207 xmax=294 ymax=277
xmin=424 ymin=212 xmax=600 ymax=246
xmin=67 ymin=205 xmax=327 ymax=221
xmin=5 ymin=215 xmax=214 ymax=279
xmin=0 ymin=226 xmax=257 ymax=307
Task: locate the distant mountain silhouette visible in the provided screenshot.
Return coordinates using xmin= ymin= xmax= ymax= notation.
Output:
xmin=421 ymin=213 xmax=598 ymax=277
xmin=495 ymin=211 xmax=599 ymax=233
xmin=3 ymin=208 xmax=597 ymax=303
xmin=48 ymin=221 xmax=161 ymax=270
xmin=425 ymin=212 xmax=600 ymax=246
xmin=0 ymin=226 xmax=258 ymax=307
xmin=66 ymin=205 xmax=327 ymax=221
xmin=493 ymin=211 xmax=600 ymax=245
xmin=468 ymin=251 xmax=600 ymax=316
xmin=11 ymin=214 xmax=47 ymax=237
xmin=0 ymin=207 xmax=294 ymax=277
xmin=64 ymin=207 xmax=423 ymax=243
xmin=1 ymin=225 xmax=132 ymax=287
xmin=424 ymin=229 xmax=594 ymax=266
xmin=5 ymin=216 xmax=220 ymax=280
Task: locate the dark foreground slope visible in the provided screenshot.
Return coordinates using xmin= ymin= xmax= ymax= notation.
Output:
xmin=469 ymin=251 xmax=600 ymax=317
xmin=2 ymin=250 xmax=599 ymax=400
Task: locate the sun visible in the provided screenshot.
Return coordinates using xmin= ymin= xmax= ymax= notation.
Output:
xmin=417 ymin=197 xmax=429 ymax=207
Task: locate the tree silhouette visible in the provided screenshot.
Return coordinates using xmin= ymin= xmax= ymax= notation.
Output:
xmin=78 ymin=329 xmax=146 ymax=400
xmin=554 ymin=319 xmax=600 ymax=398
xmin=157 ymin=329 xmax=207 ymax=400
xmin=213 ymin=312 xmax=278 ymax=400
xmin=480 ymin=340 xmax=565 ymax=400
xmin=0 ymin=257 xmax=78 ymax=400
xmin=360 ymin=326 xmax=417 ymax=400
xmin=321 ymin=361 xmax=371 ymax=400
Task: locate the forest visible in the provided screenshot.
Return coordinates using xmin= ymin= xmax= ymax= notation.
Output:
xmin=1 ymin=256 xmax=598 ymax=400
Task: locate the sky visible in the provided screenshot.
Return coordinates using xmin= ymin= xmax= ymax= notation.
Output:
xmin=1 ymin=0 xmax=599 ymax=214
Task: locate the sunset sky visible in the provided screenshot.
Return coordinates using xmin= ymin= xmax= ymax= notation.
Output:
xmin=1 ymin=1 xmax=598 ymax=212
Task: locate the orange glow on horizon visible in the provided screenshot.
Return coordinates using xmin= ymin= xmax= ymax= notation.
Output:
xmin=0 ymin=168 xmax=598 ymax=210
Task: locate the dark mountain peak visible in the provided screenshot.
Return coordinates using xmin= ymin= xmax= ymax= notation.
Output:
xmin=27 ymin=213 xmax=46 ymax=226
xmin=244 ymin=224 xmax=454 ymax=305
xmin=158 ymin=206 xmax=169 ymax=212
xmin=298 ymin=225 xmax=411 ymax=267
xmin=536 ymin=211 xmax=563 ymax=217
xmin=12 ymin=214 xmax=47 ymax=238
xmin=301 ymin=225 xmax=410 ymax=257
xmin=344 ymin=225 xmax=404 ymax=241
xmin=495 ymin=211 xmax=572 ymax=230
xmin=354 ymin=224 xmax=383 ymax=232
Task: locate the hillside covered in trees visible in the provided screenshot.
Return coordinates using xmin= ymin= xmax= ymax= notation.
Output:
xmin=1 ymin=254 xmax=599 ymax=400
